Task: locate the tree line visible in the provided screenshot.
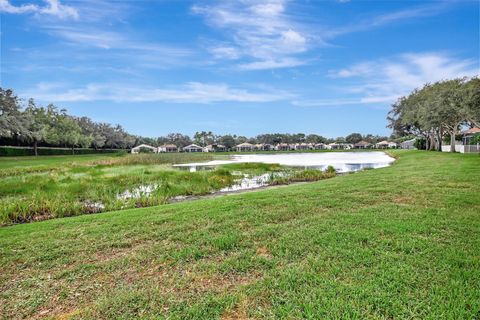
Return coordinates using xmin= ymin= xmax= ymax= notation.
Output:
xmin=119 ymin=131 xmax=392 ymax=150
xmin=388 ymin=77 xmax=480 ymax=151
xmin=1 ymin=87 xmax=393 ymax=155
xmin=0 ymin=88 xmax=138 ymax=155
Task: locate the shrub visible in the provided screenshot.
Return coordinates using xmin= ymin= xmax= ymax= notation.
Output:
xmin=0 ymin=146 xmax=122 ymax=157
xmin=470 ymin=133 xmax=480 ymax=145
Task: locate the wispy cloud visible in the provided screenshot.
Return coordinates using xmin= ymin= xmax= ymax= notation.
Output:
xmin=25 ymin=82 xmax=293 ymax=104
xmin=192 ymin=0 xmax=310 ymax=70
xmin=0 ymin=0 xmax=78 ymax=20
xmin=326 ymin=3 xmax=450 ymax=38
xmin=43 ymin=26 xmax=192 ymax=57
xmin=295 ymin=52 xmax=479 ymax=107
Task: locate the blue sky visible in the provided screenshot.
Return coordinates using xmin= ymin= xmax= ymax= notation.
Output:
xmin=1 ymin=0 xmax=478 ymax=138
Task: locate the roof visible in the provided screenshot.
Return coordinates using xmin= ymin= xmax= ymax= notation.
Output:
xmin=161 ymin=144 xmax=177 ymax=148
xmin=236 ymin=142 xmax=254 ymax=147
xmin=461 ymin=127 xmax=480 ymax=135
xmin=184 ymin=144 xmax=203 ymax=149
xmin=205 ymin=144 xmax=226 ymax=149
xmin=376 ymin=140 xmax=389 ymax=145
xmin=354 ymin=141 xmax=372 ymax=146
xmin=132 ymin=144 xmax=156 ymax=149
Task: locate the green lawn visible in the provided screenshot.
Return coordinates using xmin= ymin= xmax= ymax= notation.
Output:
xmin=0 ymin=154 xmax=118 ymax=170
xmin=0 ymin=151 xmax=479 ymax=319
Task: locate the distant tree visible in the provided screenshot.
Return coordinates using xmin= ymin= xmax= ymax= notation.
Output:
xmin=292 ymin=133 xmax=306 ymax=142
xmin=306 ymin=134 xmax=326 ymax=144
xmin=235 ymin=136 xmax=247 ymax=144
xmin=0 ymin=88 xmax=25 ymax=140
xmin=164 ymin=133 xmax=192 ymax=148
xmin=194 ymin=131 xmax=214 ymax=146
xmin=218 ymin=135 xmax=236 ymax=149
xmin=345 ymin=133 xmax=362 ymax=144
xmin=22 ymin=100 xmax=49 ymax=156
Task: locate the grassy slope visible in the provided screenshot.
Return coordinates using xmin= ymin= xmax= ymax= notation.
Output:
xmin=0 ymin=154 xmax=118 ymax=170
xmin=0 ymin=151 xmax=479 ymax=319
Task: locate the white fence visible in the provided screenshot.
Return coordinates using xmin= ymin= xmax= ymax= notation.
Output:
xmin=441 ymin=144 xmax=480 ymax=153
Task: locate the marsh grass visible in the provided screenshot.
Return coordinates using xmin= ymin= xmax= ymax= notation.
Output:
xmin=0 ymin=153 xmax=229 ymax=225
xmin=0 ymin=166 xmax=238 ymax=224
xmin=1 ymin=154 xmax=339 ymax=225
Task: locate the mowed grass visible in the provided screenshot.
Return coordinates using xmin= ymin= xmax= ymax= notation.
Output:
xmin=0 ymin=150 xmax=479 ymax=319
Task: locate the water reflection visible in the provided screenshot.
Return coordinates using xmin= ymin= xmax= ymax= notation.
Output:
xmin=175 ymin=152 xmax=395 ymax=173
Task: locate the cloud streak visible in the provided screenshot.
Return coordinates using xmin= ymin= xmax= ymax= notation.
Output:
xmin=0 ymin=0 xmax=78 ymax=20
xmin=296 ymin=52 xmax=479 ymax=107
xmin=25 ymin=82 xmax=293 ymax=104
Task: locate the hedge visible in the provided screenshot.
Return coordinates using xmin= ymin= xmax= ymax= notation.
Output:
xmin=0 ymin=146 xmax=124 ymax=157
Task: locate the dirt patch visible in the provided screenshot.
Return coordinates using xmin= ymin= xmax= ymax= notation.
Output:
xmin=255 ymin=247 xmax=272 ymax=260
xmin=392 ymin=196 xmax=415 ymax=205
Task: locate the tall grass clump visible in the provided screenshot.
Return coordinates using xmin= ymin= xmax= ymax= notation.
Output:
xmin=92 ymin=153 xmax=215 ymax=166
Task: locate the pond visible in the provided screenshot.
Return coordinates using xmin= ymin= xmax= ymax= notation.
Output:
xmin=174 ymin=152 xmax=395 ymax=173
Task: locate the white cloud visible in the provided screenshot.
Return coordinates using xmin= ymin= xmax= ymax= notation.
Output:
xmin=325 ymin=3 xmax=450 ymax=39
xmin=299 ymin=52 xmax=479 ymax=107
xmin=209 ymin=46 xmax=241 ymax=60
xmin=192 ymin=0 xmax=309 ymax=70
xmin=239 ymin=58 xmax=305 ymax=70
xmin=25 ymin=82 xmax=293 ymax=104
xmin=0 ymin=0 xmax=78 ymax=20
xmin=43 ymin=26 xmax=192 ymax=58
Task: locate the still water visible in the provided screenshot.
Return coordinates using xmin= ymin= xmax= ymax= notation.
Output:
xmin=175 ymin=152 xmax=395 ymax=173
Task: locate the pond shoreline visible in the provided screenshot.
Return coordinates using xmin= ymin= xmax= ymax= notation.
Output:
xmin=168 ymin=180 xmax=312 ymax=204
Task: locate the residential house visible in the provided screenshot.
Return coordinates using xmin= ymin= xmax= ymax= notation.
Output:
xmin=158 ymin=144 xmax=178 ymax=153
xmin=442 ymin=127 xmax=480 ymax=153
xmin=235 ymin=142 xmax=255 ymax=152
xmin=375 ymin=141 xmax=398 ymax=149
xmin=204 ymin=144 xmax=227 ymax=152
xmin=314 ymin=143 xmax=326 ymax=150
xmin=354 ymin=141 xmax=372 ymax=149
xmin=328 ymin=143 xmax=351 ymax=150
xmin=131 ymin=144 xmax=157 ymax=154
xmin=294 ymin=143 xmax=311 ymax=151
xmin=400 ymin=138 xmax=416 ymax=150
xmin=183 ymin=144 xmax=204 ymax=152
xmin=255 ymin=143 xmax=274 ymax=151
xmin=275 ymin=143 xmax=290 ymax=151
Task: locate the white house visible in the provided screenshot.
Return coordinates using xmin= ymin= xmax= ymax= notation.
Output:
xmin=204 ymin=144 xmax=227 ymax=152
xmin=158 ymin=144 xmax=178 ymax=153
xmin=441 ymin=127 xmax=480 ymax=153
xmin=294 ymin=143 xmax=311 ymax=151
xmin=255 ymin=143 xmax=274 ymax=151
xmin=235 ymin=142 xmax=255 ymax=152
xmin=400 ymin=138 xmax=416 ymax=150
xmin=131 ymin=144 xmax=157 ymax=154
xmin=328 ymin=143 xmax=351 ymax=150
xmin=375 ymin=141 xmax=398 ymax=149
xmin=275 ymin=143 xmax=290 ymax=151
xmin=183 ymin=144 xmax=204 ymax=152
xmin=354 ymin=141 xmax=372 ymax=149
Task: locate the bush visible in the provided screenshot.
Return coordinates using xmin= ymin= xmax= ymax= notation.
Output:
xmin=414 ymin=138 xmax=426 ymax=150
xmin=470 ymin=133 xmax=480 ymax=145
xmin=0 ymin=146 xmax=123 ymax=157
